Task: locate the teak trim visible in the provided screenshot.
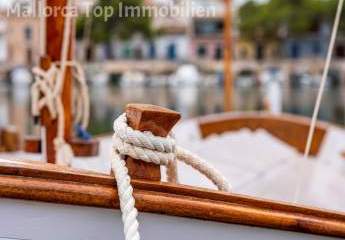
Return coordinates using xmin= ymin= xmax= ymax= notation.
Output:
xmin=0 ymin=160 xmax=344 ymax=238
xmin=198 ymin=112 xmax=328 ymax=156
xmin=124 ymin=103 xmax=181 ymax=181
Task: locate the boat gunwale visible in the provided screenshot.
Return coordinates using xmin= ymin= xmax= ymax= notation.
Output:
xmin=0 ymin=159 xmax=345 ymax=238
xmin=198 ymin=111 xmax=329 ymax=156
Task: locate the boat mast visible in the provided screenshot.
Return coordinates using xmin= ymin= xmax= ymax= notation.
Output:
xmin=41 ymin=0 xmax=74 ymax=163
xmin=223 ymin=0 xmax=233 ymax=111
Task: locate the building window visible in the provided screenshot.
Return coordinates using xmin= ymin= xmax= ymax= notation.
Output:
xmin=240 ymin=47 xmax=248 ymax=59
xmin=167 ymin=43 xmax=177 ymax=60
xmin=197 ymin=44 xmax=207 ymax=58
xmin=27 ymin=48 xmax=33 ymax=65
xmin=122 ymin=46 xmax=131 ymax=59
xmin=24 ymin=26 xmax=32 ymax=41
xmin=290 ymin=42 xmax=300 ymax=59
xmin=134 ymin=47 xmax=143 ymax=59
xmin=194 ymin=19 xmax=224 ymax=37
xmin=335 ymin=45 xmax=345 ymax=58
xmin=149 ymin=42 xmax=156 ymax=59
xmin=256 ymin=44 xmax=264 ymax=60
xmin=214 ymin=44 xmax=223 ymax=60
xmin=312 ymin=41 xmax=321 ymax=56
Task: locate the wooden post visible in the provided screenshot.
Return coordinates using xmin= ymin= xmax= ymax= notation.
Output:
xmin=25 ymin=0 xmax=99 ymax=158
xmin=124 ymin=104 xmax=181 ymax=181
xmin=224 ymin=0 xmax=233 ymax=112
xmin=39 ymin=56 xmax=58 ymax=163
xmin=42 ymin=0 xmax=74 ymax=163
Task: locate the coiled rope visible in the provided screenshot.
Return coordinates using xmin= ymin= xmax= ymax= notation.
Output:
xmin=111 ymin=113 xmax=231 ymax=240
xmin=31 ymin=0 xmax=90 ymax=166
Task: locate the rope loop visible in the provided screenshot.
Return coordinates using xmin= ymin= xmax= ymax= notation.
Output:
xmin=113 ymin=114 xmax=176 ymax=153
xmin=31 ymin=0 xmax=91 ymax=167
xmin=31 ymin=60 xmax=90 ymax=166
xmin=111 ymin=112 xmax=231 ymax=240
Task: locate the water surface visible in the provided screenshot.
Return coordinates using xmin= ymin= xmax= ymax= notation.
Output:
xmin=0 ymin=78 xmax=344 ymax=136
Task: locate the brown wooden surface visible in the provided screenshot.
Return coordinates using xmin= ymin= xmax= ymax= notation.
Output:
xmin=0 ymin=127 xmax=19 ymax=152
xmin=124 ymin=104 xmax=181 ymax=181
xmin=42 ymin=0 xmax=73 ymax=163
xmin=70 ymin=139 xmax=99 ymax=157
xmin=24 ymin=137 xmax=100 ymax=157
xmin=24 ymin=136 xmax=41 ymax=153
xmin=39 ymin=56 xmax=58 ymax=163
xmin=199 ymin=112 xmax=328 ymax=156
xmin=0 ymin=160 xmax=345 ymax=238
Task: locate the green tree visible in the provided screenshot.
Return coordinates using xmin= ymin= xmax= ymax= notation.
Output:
xmin=238 ymin=0 xmax=342 ymax=41
xmin=76 ymin=0 xmax=154 ymax=43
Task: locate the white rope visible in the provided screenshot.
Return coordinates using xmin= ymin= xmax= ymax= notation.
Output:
xmin=61 ymin=61 xmax=90 ymax=129
xmin=31 ymin=62 xmax=74 ymax=166
xmin=111 ymin=113 xmax=231 ymax=240
xmin=54 ymin=0 xmax=73 ymax=97
xmin=32 ymin=62 xmax=90 ymax=128
xmin=111 ymin=150 xmax=140 ymax=240
xmin=293 ymin=0 xmax=344 ymax=203
xmin=176 ymin=147 xmax=231 ymax=191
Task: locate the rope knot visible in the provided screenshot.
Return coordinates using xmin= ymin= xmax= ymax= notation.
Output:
xmin=111 ymin=112 xmax=231 ymax=240
xmin=31 ymin=61 xmax=89 ymax=168
xmin=112 ymin=113 xmax=177 ymax=167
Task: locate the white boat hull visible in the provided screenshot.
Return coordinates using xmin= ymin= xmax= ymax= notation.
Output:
xmin=0 ymin=198 xmax=341 ymax=240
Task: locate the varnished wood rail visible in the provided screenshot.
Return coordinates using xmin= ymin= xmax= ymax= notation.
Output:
xmin=0 ymin=159 xmax=344 ymax=238
xmin=199 ymin=112 xmax=328 ymax=156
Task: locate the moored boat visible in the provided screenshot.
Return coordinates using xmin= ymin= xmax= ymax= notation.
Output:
xmin=0 ymin=149 xmax=345 ymax=240
xmin=1 ymin=104 xmax=345 ymax=239
xmin=1 ymin=0 xmax=345 ymax=239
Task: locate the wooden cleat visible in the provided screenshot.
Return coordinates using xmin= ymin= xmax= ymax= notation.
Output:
xmin=124 ymin=103 xmax=181 ymax=181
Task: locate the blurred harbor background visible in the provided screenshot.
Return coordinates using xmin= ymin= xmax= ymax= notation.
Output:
xmin=0 ymin=0 xmax=345 ymax=135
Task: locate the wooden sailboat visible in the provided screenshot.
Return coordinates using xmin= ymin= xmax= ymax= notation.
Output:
xmin=1 ymin=152 xmax=345 ymax=240
xmin=1 ymin=102 xmax=345 ymax=239
xmin=0 ymin=103 xmax=345 ymax=240
xmin=1 ymin=0 xmax=345 ymax=239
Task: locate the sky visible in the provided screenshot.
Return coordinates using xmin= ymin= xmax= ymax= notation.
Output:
xmin=0 ymin=0 xmax=10 ymax=8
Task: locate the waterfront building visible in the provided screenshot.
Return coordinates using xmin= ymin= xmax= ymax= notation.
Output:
xmin=0 ymin=9 xmax=39 ymax=68
xmin=279 ymin=23 xmax=345 ymax=60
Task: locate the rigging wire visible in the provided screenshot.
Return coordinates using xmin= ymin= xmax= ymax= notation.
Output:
xmin=293 ymin=0 xmax=344 ymax=203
